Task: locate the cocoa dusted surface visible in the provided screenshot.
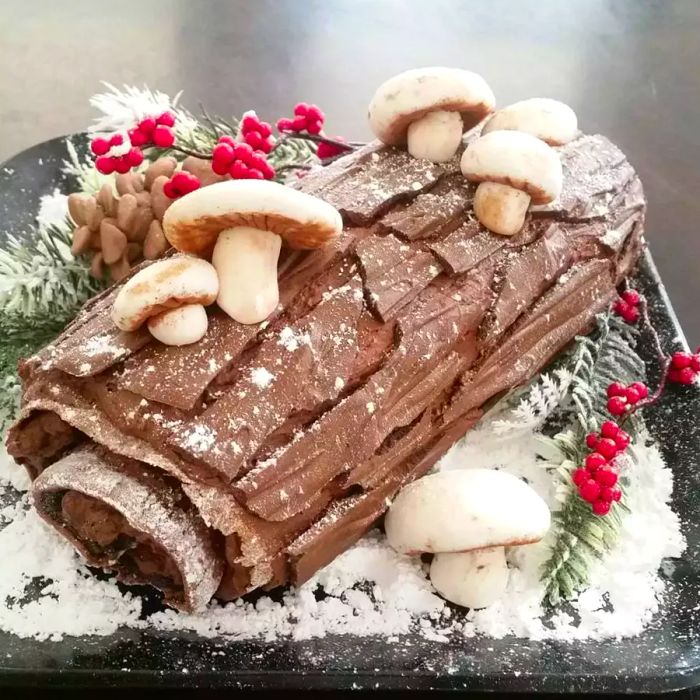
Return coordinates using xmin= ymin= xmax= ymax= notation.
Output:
xmin=7 ymin=133 xmax=645 ymax=609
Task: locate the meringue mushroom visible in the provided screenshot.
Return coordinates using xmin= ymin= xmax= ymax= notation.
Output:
xmin=460 ymin=130 xmax=563 ymax=236
xmin=111 ymin=255 xmax=218 ymax=346
xmin=162 ymin=180 xmax=342 ymax=325
xmin=481 ymin=97 xmax=578 ymax=146
xmin=385 ymin=469 xmax=551 ymax=609
xmin=368 ymin=67 xmax=496 ymax=163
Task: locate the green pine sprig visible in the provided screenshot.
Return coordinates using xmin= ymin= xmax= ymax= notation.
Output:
xmin=538 ymin=311 xmax=646 ymax=605
xmin=0 ymin=219 xmax=106 ymax=431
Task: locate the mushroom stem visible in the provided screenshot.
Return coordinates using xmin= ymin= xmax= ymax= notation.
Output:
xmin=212 ymin=226 xmax=282 ymax=325
xmin=148 ymin=304 xmax=209 ymax=346
xmin=429 ymin=547 xmax=509 ymax=609
xmin=407 ymin=110 xmax=464 ymax=163
xmin=473 ymin=182 xmax=531 ymax=236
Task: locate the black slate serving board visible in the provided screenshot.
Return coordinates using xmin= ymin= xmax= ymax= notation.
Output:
xmin=0 ymin=137 xmax=698 ymax=694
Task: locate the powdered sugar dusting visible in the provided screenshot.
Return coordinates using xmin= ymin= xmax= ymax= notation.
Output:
xmin=0 ymin=400 xmax=684 ymax=642
xmin=251 ymin=367 xmax=275 ymax=388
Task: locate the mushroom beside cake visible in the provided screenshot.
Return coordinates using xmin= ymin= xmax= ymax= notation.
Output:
xmin=6 ymin=68 xmax=647 ymax=613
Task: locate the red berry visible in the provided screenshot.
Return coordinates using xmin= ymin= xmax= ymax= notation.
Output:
xmin=152 ymin=125 xmax=175 ymax=148
xmin=218 ymin=135 xmax=236 ymax=147
xmin=138 ymin=117 xmax=157 ymax=135
xmin=592 ymin=499 xmax=611 ymax=516
xmin=572 ymin=468 xmax=588 ymax=486
xmin=624 ymin=386 xmax=642 ymax=405
xmin=676 ymin=367 xmax=697 ymax=385
xmin=317 ymin=141 xmax=344 ymax=159
xmin=668 ymin=368 xmax=681 ymax=383
xmin=691 ymin=355 xmax=700 ymax=372
xmin=170 ymin=172 xmax=191 ymax=191
xmin=305 ymin=105 xmax=324 ymax=122
xmin=600 ymin=421 xmax=620 ymax=439
xmin=621 ymin=289 xmax=640 ymax=306
xmin=246 ymin=168 xmax=265 ymax=180
xmin=211 ymin=158 xmax=231 ymax=176
xmin=595 ymin=468 xmax=618 ymax=487
xmin=579 ymin=479 xmax=601 ymax=503
xmin=293 ymin=102 xmax=309 ymax=117
xmin=291 ymin=115 xmax=308 ymax=131
xmin=585 ymin=433 xmax=600 ymax=449
xmin=258 ymin=139 xmax=273 ymax=154
xmin=128 ymin=128 xmax=148 ymax=147
xmin=622 ymin=307 xmax=640 ymax=323
xmin=611 ymin=488 xmax=622 ymax=502
xmin=276 ymin=118 xmax=294 ymax=132
xmin=241 ymin=114 xmax=261 ymax=133
xmin=114 ymin=156 xmax=131 ymax=174
xmin=629 ymin=381 xmax=648 ymax=399
xmin=109 ymin=134 xmax=124 ymax=147
xmin=244 ymin=131 xmax=265 ymax=150
xmin=597 ymin=438 xmax=618 ymax=460
xmin=607 ymin=382 xmax=626 ymax=398
xmin=614 ymin=430 xmax=631 ymax=451
xmin=230 ymin=160 xmax=250 ymax=179
xmin=258 ymin=160 xmax=275 ymax=179
xmin=212 ymin=142 xmax=235 ymax=166
xmin=126 ymin=147 xmax=144 ymax=167
xmin=585 ymin=453 xmax=607 ymax=472
xmin=157 ymin=111 xmax=176 ymax=127
xmin=600 ymin=487 xmax=615 ymax=502
xmin=233 ymin=143 xmax=254 ymax=164
xmin=94 ymin=155 xmax=115 ymax=174
xmin=90 ymin=137 xmax=110 ymax=156
xmin=306 ymin=119 xmax=323 ymax=135
xmin=607 ymin=396 xmax=628 ymax=416
xmin=163 ymin=180 xmax=178 ymax=199
xmin=671 ymin=351 xmax=692 ymax=369
xmin=257 ymin=121 xmax=272 ymax=138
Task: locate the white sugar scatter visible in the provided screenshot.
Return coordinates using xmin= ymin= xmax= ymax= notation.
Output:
xmin=278 ymin=327 xmax=311 ymax=353
xmin=36 ymin=189 xmax=69 ymax=228
xmin=366 ymin=402 xmax=376 ymax=415
xmin=334 ymin=377 xmax=345 ymax=391
xmin=251 ymin=367 xmax=275 ymax=388
xmin=0 ymin=445 xmax=30 ymax=492
xmin=79 ymin=362 xmax=92 ymax=374
xmin=180 ymin=424 xmax=217 ymax=453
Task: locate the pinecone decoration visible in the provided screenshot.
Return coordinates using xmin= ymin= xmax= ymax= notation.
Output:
xmin=68 ymin=157 xmax=223 ymax=281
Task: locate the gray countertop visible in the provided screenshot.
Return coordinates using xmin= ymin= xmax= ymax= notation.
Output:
xmin=1 ymin=0 xmax=698 ymax=338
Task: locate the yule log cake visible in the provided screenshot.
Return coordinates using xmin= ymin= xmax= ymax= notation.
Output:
xmin=6 ymin=69 xmax=645 ymax=612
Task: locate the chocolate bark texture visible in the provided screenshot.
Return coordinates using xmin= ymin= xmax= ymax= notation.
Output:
xmin=7 ymin=133 xmax=646 ymax=611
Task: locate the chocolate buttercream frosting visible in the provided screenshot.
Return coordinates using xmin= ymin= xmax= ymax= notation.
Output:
xmin=7 ymin=132 xmax=646 ymax=611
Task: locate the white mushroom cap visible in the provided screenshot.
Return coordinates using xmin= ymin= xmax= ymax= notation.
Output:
xmin=481 ymin=98 xmax=578 ymax=146
xmin=368 ymin=67 xmax=495 ymax=146
xmin=385 ymin=469 xmax=551 ymax=554
xmin=430 ymin=548 xmax=509 ymax=609
xmin=111 ymin=256 xmax=219 ymax=332
xmin=148 ymin=304 xmax=209 ymax=346
xmin=460 ymin=130 xmax=563 ymax=204
xmin=162 ymin=179 xmax=343 ymax=256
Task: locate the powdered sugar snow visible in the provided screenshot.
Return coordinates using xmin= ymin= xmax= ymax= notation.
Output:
xmin=0 ymin=405 xmax=685 ymax=642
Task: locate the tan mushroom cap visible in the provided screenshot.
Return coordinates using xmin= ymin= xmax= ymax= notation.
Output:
xmin=481 ymin=98 xmax=578 ymax=146
xmin=111 ymin=255 xmax=219 ymax=331
xmin=368 ymin=67 xmax=496 ymax=146
xmin=460 ymin=130 xmax=563 ymax=204
xmin=162 ymin=180 xmax=343 ymax=256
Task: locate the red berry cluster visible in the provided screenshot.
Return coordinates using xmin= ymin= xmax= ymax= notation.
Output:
xmin=277 ymin=103 xmax=325 ymax=135
xmin=211 ymin=136 xmax=275 ymax=180
xmin=668 ymin=349 xmax=700 ymax=385
xmin=91 ymin=134 xmax=144 ymax=175
xmin=606 ymin=381 xmax=649 ymax=416
xmin=128 ymin=111 xmax=176 ymax=149
xmin=240 ymin=112 xmax=274 ymax=153
xmin=317 ymin=137 xmax=347 ymax=160
xmin=573 ymin=420 xmax=629 ymax=515
xmin=163 ymin=171 xmax=201 ymax=200
xmin=614 ymin=289 xmax=641 ymax=323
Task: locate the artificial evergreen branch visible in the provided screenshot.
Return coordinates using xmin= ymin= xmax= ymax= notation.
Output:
xmin=538 ymin=311 xmax=646 ymax=605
